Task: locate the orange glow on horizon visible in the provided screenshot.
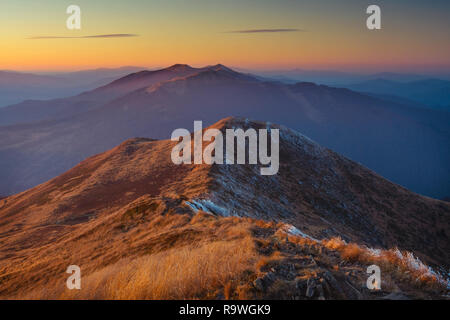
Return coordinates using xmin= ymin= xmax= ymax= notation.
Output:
xmin=1 ymin=0 xmax=448 ymax=73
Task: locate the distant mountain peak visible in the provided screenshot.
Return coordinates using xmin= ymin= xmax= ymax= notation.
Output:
xmin=95 ymin=64 xmax=246 ymax=94
xmin=142 ymin=66 xmax=257 ymax=93
xmin=206 ymin=64 xmax=233 ymax=72
xmin=166 ymin=63 xmax=194 ymax=71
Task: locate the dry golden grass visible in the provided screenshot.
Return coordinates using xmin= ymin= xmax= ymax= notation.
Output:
xmin=17 ymin=213 xmax=259 ymax=300
xmin=322 ymin=237 xmax=445 ymax=290
xmin=4 ymin=215 xmax=446 ymax=300
xmin=70 ymin=240 xmax=254 ymax=299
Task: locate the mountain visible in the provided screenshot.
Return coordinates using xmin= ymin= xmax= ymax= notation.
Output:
xmin=45 ymin=66 xmax=147 ymax=86
xmin=0 ymin=71 xmax=63 ymax=107
xmin=0 ymin=67 xmax=145 ymax=108
xmin=0 ymin=64 xmax=448 ymax=200
xmin=253 ymin=70 xmax=450 ymax=109
xmin=369 ymin=72 xmax=431 ymax=82
xmin=0 ymin=118 xmax=448 ymax=299
xmin=76 ymin=64 xmax=249 ymax=102
xmin=249 ymin=69 xmax=435 ymax=86
xmin=0 ymin=64 xmax=240 ymax=126
xmin=247 ymin=68 xmax=367 ymax=85
xmin=0 ymin=70 xmax=63 ymax=86
xmin=340 ymin=78 xmax=450 ymax=110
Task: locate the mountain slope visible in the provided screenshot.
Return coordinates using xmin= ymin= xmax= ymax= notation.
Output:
xmin=0 ymin=65 xmax=448 ymax=199
xmin=0 ymin=118 xmax=448 ymax=299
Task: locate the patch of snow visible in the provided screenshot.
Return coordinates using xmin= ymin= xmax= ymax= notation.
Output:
xmin=285 ymin=225 xmax=318 ymax=242
xmin=185 ymin=199 xmax=229 ymax=216
xmin=393 ymin=248 xmax=404 ymax=260
xmin=402 ymin=251 xmax=445 ymax=285
xmin=185 ymin=200 xmax=202 ymax=212
xmin=367 ymin=248 xmax=382 ymax=257
xmin=379 ymin=248 xmax=449 ymax=287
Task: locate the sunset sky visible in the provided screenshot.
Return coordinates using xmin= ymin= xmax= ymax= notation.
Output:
xmin=1 ymin=0 xmax=449 ymax=73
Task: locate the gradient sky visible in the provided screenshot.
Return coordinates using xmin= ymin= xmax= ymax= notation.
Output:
xmin=1 ymin=0 xmax=449 ymax=72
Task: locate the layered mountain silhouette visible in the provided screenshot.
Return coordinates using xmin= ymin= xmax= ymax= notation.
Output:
xmin=0 ymin=118 xmax=448 ymax=299
xmin=0 ymin=64 xmax=243 ymax=126
xmin=0 ymin=64 xmax=449 ymax=199
xmin=0 ymin=67 xmax=144 ymax=108
xmin=338 ymin=78 xmax=450 ymax=110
